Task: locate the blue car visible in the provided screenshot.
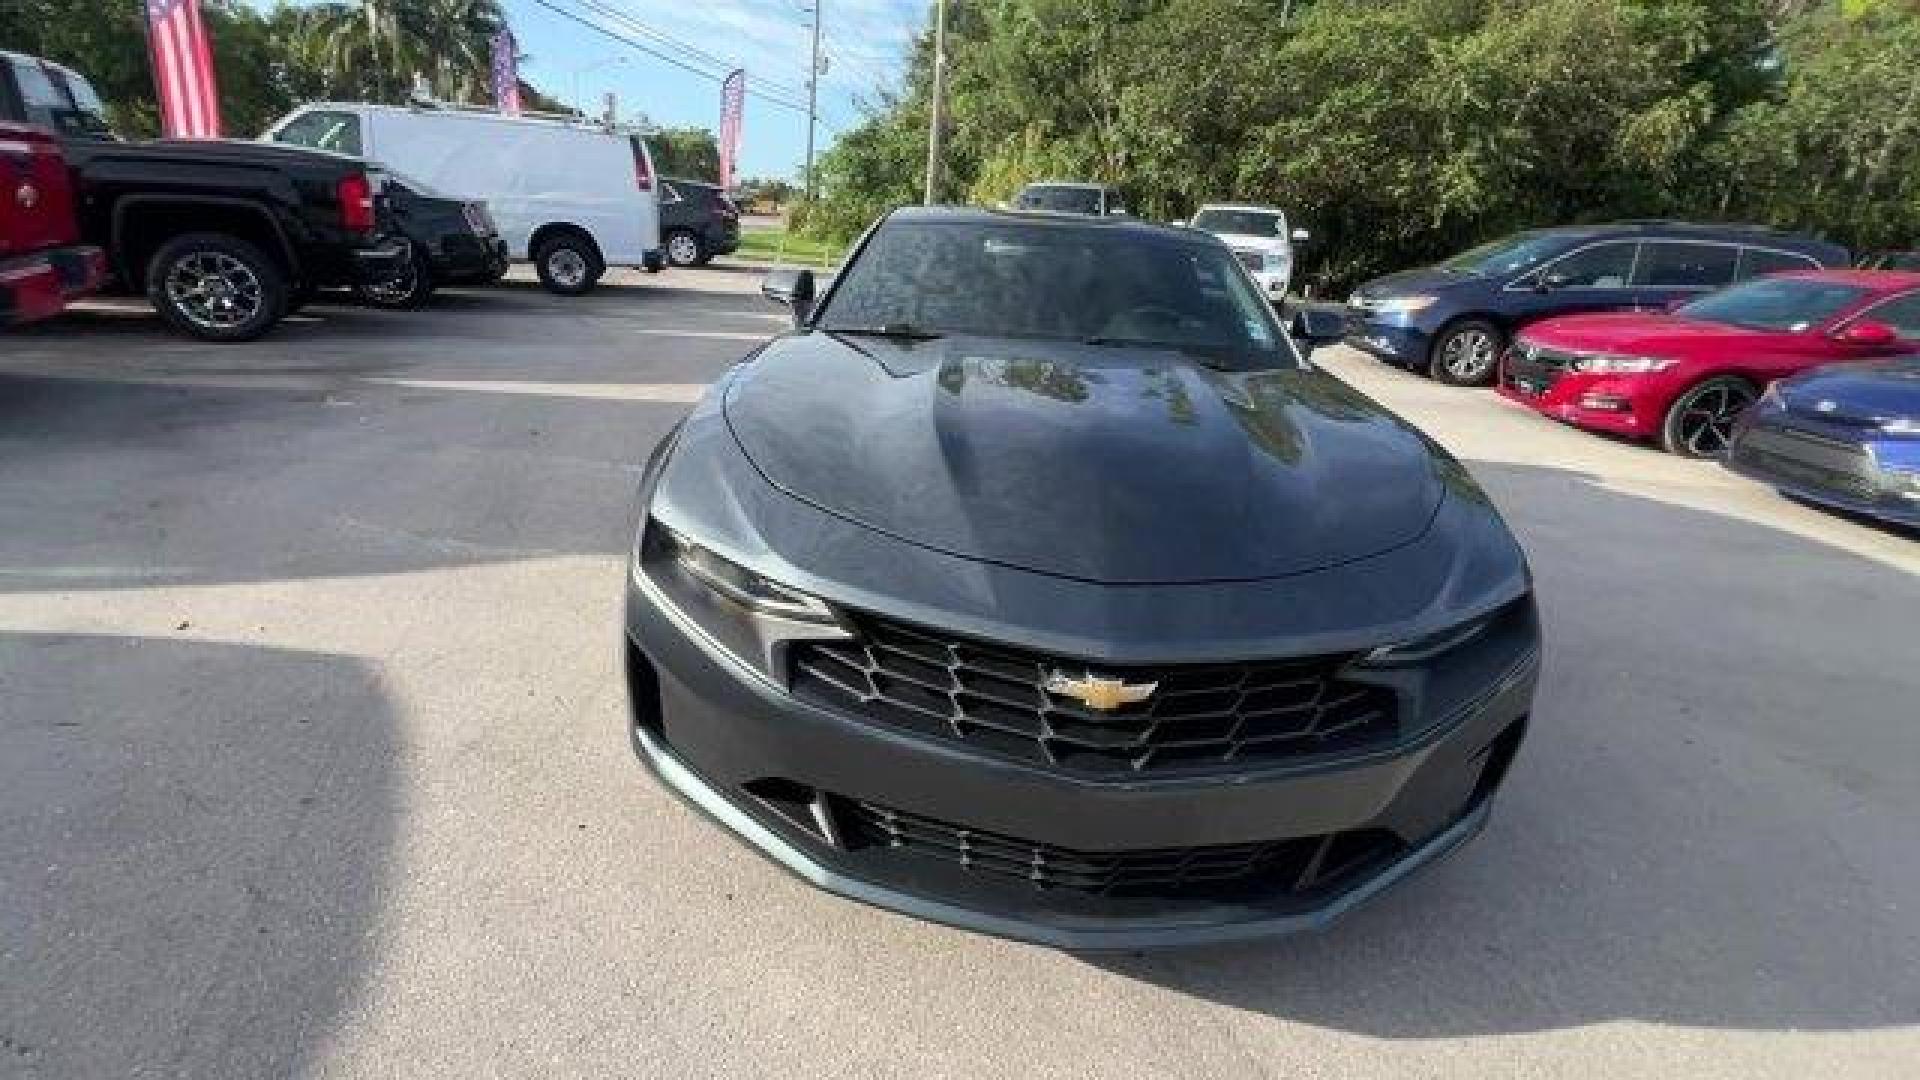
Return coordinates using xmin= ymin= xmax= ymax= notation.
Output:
xmin=1726 ymin=357 xmax=1920 ymax=529
xmin=1345 ymin=221 xmax=1849 ymax=386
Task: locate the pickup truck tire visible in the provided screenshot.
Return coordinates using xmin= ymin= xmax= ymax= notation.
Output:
xmin=146 ymin=232 xmax=287 ymax=342
xmin=535 ymin=234 xmax=602 ymax=296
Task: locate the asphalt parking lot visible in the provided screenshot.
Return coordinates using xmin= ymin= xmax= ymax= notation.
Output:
xmin=2 ymin=267 xmax=1916 ymax=1079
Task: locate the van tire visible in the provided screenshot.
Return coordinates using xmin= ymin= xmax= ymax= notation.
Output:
xmin=145 ymin=232 xmax=287 ymax=342
xmin=535 ymin=233 xmax=603 ymax=295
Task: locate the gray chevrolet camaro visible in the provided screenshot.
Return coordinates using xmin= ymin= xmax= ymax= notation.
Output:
xmin=623 ymin=207 xmax=1541 ymax=949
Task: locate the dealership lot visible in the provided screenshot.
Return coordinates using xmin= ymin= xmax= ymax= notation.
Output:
xmin=2 ymin=269 xmax=1916 ymax=1078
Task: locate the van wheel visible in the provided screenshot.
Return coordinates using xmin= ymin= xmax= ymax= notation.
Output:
xmin=535 ymin=234 xmax=602 ymax=295
xmin=146 ymin=232 xmax=287 ymax=342
xmin=666 ymin=230 xmax=704 ymax=268
xmin=1660 ymin=377 xmax=1757 ymax=458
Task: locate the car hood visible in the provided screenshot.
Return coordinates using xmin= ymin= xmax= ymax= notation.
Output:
xmin=1780 ymin=356 xmax=1920 ymax=420
xmin=722 ymin=333 xmax=1447 ymax=584
xmin=1519 ymin=310 xmax=1770 ymax=354
xmin=1353 ymin=266 xmax=1478 ymax=300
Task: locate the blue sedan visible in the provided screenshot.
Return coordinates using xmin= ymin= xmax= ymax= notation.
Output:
xmin=1725 ymin=357 xmax=1920 ymax=528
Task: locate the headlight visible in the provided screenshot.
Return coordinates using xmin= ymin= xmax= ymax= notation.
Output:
xmin=1572 ymin=353 xmax=1674 ymax=375
xmin=1359 ymin=599 xmax=1523 ymax=668
xmin=638 ymin=519 xmax=848 ymax=677
xmin=1373 ymin=294 xmax=1437 ymax=314
xmin=1878 ymin=414 xmax=1920 ymax=434
xmin=1262 ymin=250 xmax=1290 ymax=273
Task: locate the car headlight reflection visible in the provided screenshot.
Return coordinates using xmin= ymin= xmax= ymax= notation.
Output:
xmin=640 ymin=520 xmax=848 ymax=678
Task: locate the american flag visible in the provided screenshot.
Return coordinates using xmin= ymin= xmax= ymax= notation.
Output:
xmin=145 ymin=0 xmax=222 ymax=139
xmin=492 ymin=30 xmax=521 ymax=115
xmin=718 ymin=69 xmax=745 ymax=192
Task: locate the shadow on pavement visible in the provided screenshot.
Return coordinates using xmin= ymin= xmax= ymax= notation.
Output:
xmin=1093 ymin=460 xmax=1920 ymax=1036
xmin=0 ymin=634 xmax=401 ymax=1077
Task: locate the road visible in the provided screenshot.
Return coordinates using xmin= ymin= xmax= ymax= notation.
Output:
xmin=2 ymin=267 xmax=1916 ymax=1079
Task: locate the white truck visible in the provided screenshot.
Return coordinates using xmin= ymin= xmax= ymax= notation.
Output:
xmin=265 ymin=102 xmax=663 ymax=295
xmin=1189 ymin=204 xmax=1309 ymax=301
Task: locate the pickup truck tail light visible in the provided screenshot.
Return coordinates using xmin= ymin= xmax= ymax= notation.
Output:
xmin=337 ymin=172 xmax=376 ymax=235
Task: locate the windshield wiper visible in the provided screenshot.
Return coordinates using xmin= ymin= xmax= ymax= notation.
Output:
xmin=825 ymin=323 xmax=945 ymax=340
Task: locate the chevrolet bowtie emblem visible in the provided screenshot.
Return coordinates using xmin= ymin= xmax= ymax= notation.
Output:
xmin=1044 ymin=671 xmax=1157 ymax=711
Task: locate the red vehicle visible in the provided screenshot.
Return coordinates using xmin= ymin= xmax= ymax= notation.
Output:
xmin=1499 ymin=269 xmax=1920 ymax=456
xmin=0 ymin=122 xmax=104 ymax=326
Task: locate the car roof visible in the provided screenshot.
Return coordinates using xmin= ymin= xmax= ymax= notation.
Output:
xmin=1195 ymin=204 xmax=1285 ymax=214
xmin=886 ymin=205 xmax=1197 ymax=239
xmin=1772 ymin=267 xmax=1920 ymax=292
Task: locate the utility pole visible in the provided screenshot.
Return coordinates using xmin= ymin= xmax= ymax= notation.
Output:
xmin=923 ymin=0 xmax=948 ymax=205
xmin=804 ymin=0 xmax=823 ymax=201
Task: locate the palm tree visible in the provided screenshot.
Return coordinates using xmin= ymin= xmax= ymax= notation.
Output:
xmin=290 ymin=0 xmax=505 ymax=104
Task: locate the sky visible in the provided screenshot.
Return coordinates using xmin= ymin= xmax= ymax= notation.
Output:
xmin=499 ymin=0 xmax=924 ymax=181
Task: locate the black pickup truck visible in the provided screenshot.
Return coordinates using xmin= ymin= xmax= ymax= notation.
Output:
xmin=0 ymin=50 xmax=410 ymax=341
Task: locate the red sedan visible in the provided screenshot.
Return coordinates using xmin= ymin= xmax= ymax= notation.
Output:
xmin=1498 ymin=269 xmax=1920 ymax=456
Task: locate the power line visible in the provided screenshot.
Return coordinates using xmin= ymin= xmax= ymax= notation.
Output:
xmin=524 ymin=0 xmax=815 ymax=115
xmin=576 ymin=0 xmax=814 ymax=102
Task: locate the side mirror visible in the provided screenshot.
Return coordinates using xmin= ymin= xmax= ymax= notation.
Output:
xmin=1290 ymin=227 xmax=1310 ymax=243
xmin=761 ymin=267 xmax=816 ymax=327
xmin=1289 ymin=307 xmax=1345 ymax=358
xmin=1839 ymin=319 xmax=1896 ymax=345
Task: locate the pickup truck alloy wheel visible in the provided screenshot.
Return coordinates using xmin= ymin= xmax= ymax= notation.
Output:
xmin=147 ymin=233 xmax=286 ymax=342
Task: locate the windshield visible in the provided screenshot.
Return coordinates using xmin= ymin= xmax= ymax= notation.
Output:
xmin=1015 ymin=185 xmax=1104 ymax=215
xmin=1439 ymin=232 xmax=1567 ymax=276
xmin=817 ymin=220 xmax=1295 ymax=369
xmin=1192 ymin=209 xmax=1284 ymax=237
xmin=10 ymin=59 xmax=114 ymax=139
xmin=1675 ymin=277 xmax=1870 ymax=332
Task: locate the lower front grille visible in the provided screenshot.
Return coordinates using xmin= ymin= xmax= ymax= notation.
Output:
xmin=840 ymin=798 xmax=1404 ymax=898
xmin=790 ymin=613 xmax=1399 ymax=776
xmin=1734 ymin=426 xmax=1876 ymax=499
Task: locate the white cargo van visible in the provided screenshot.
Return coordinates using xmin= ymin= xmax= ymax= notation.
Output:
xmin=264 ymin=102 xmax=662 ymax=295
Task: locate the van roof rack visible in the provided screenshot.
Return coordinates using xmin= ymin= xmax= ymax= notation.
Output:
xmin=398 ymin=96 xmax=657 ymax=136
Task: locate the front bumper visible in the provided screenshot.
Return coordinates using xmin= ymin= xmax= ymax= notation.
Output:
xmin=1497 ymin=351 xmax=1674 ymax=439
xmin=0 ymin=243 xmax=106 ymax=325
xmin=1342 ymin=311 xmax=1431 ymax=364
xmin=349 ymin=238 xmax=413 ymax=286
xmin=625 ymin=570 xmax=1539 ymax=949
xmin=1726 ymin=412 xmax=1920 ymax=528
xmin=427 ymin=231 xmax=506 ymax=281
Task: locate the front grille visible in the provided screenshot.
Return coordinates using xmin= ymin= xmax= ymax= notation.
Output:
xmin=1733 ymin=425 xmax=1876 ymax=499
xmin=1505 ymin=343 xmax=1579 ymax=395
xmin=790 ymin=613 xmax=1398 ymax=775
xmin=841 ymin=798 xmax=1404 ymax=898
